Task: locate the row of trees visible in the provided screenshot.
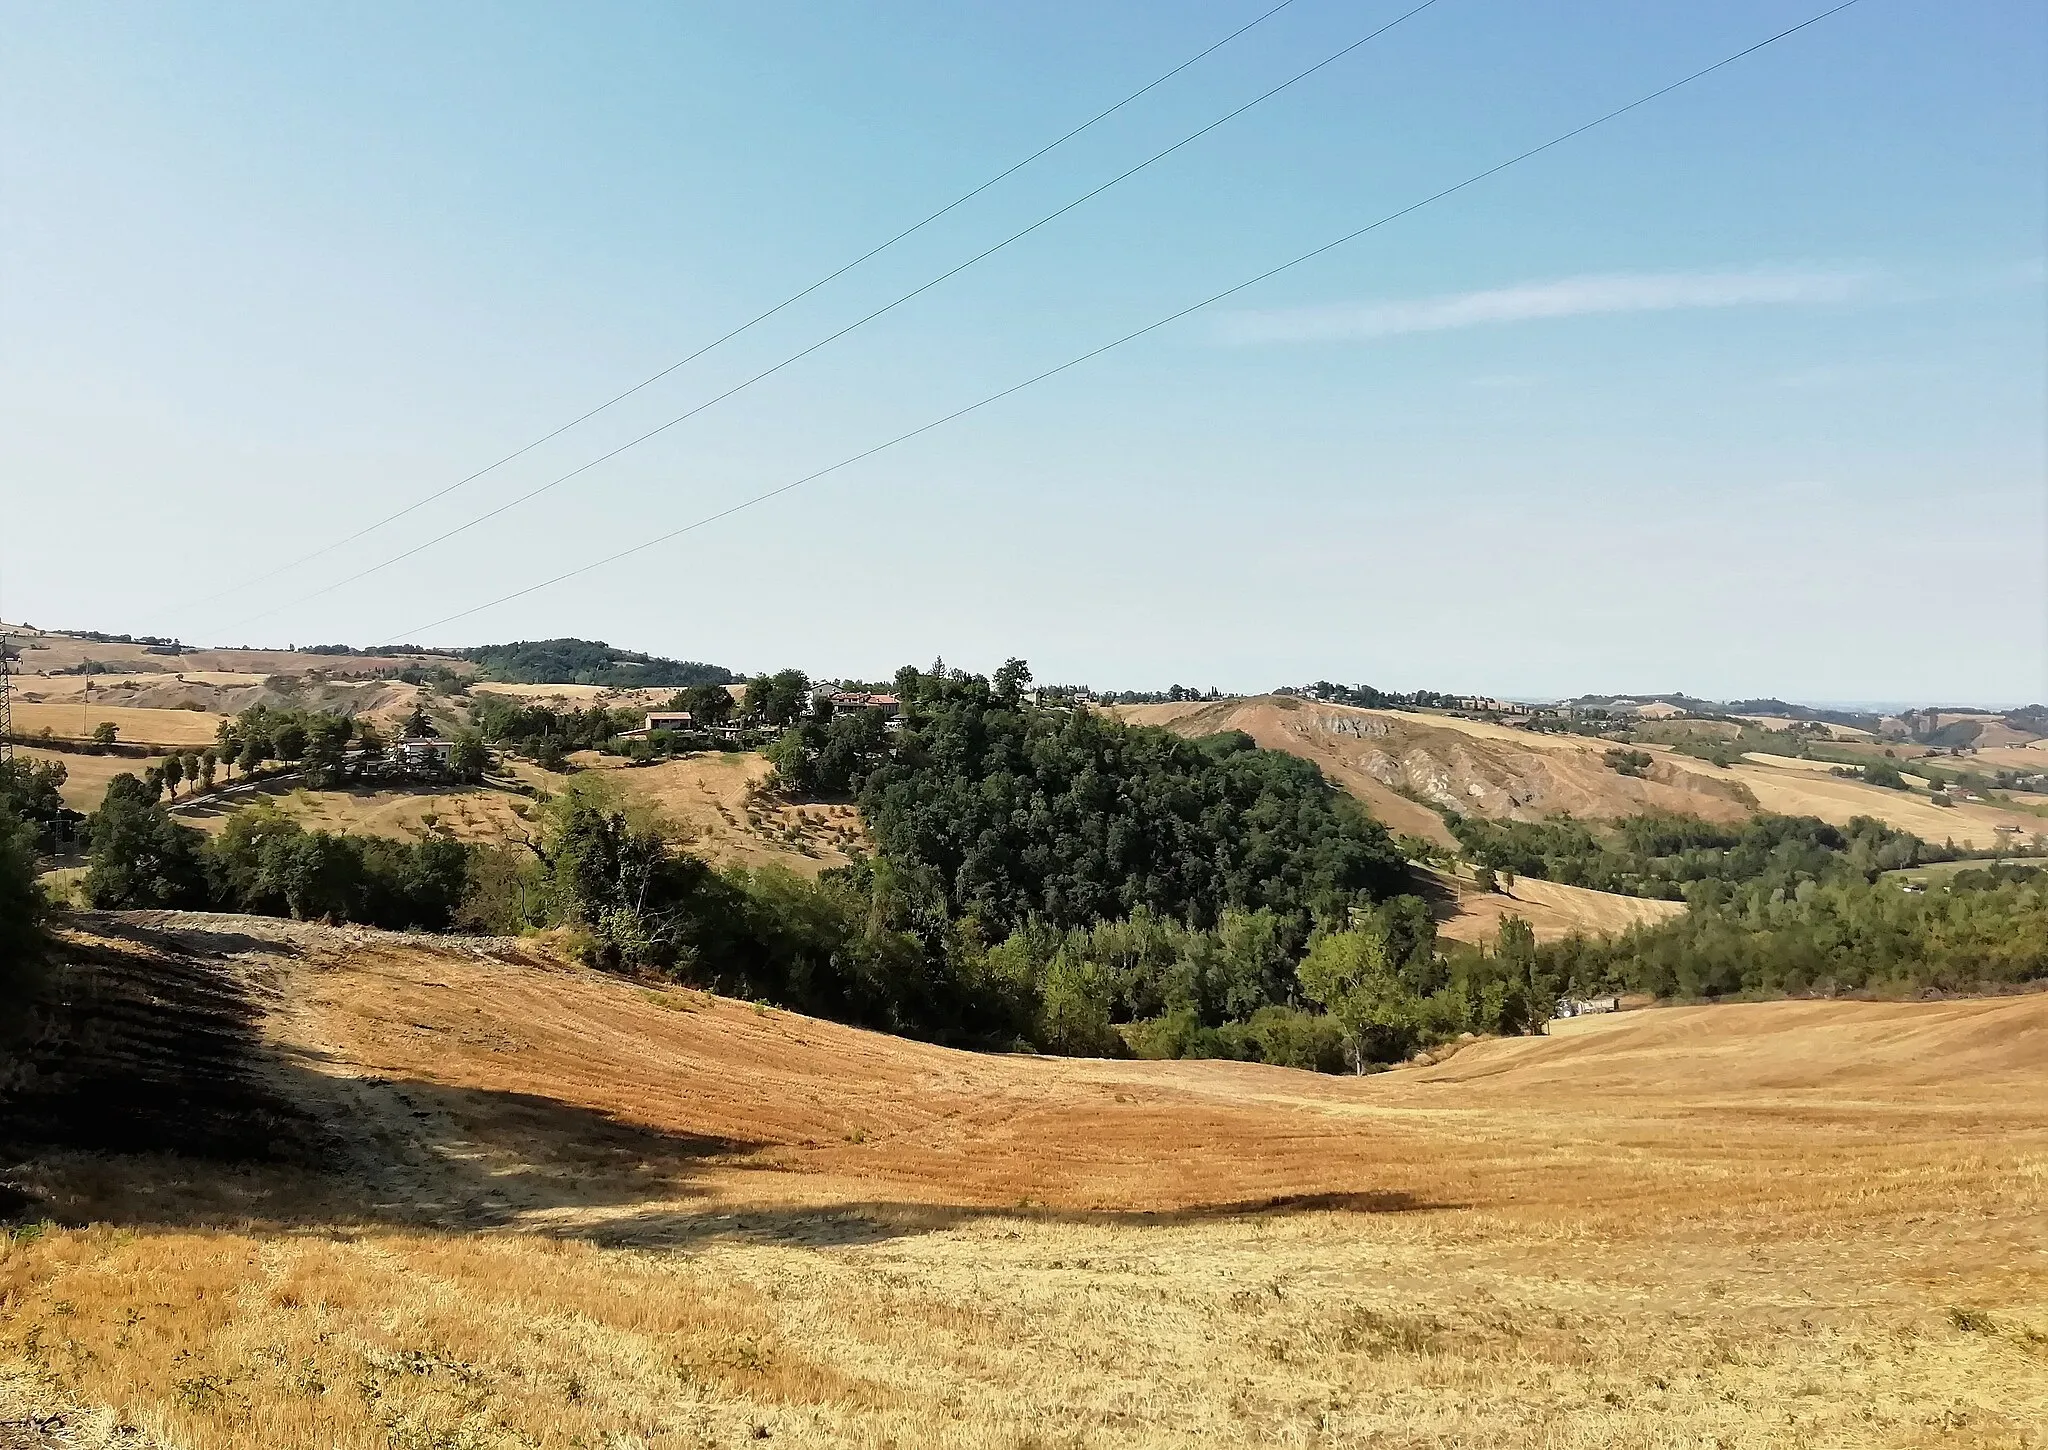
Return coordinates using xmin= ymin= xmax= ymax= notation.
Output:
xmin=81 ymin=776 xmax=478 ymax=931
xmin=1540 ymin=872 xmax=2048 ymax=1001
xmin=1445 ymin=810 xmax=1940 ymax=902
xmin=214 ymin=704 xmax=486 ymax=785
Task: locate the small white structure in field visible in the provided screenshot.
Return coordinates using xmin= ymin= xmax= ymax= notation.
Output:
xmin=1555 ymin=994 xmax=1622 ymax=1018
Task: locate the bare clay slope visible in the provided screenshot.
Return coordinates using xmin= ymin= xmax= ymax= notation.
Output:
xmin=1120 ymin=697 xmax=1755 ymax=843
xmin=4 ymin=915 xmax=2045 ymax=1447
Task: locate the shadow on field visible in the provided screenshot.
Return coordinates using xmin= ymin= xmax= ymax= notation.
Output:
xmin=559 ymin=1186 xmax=1453 ymax=1252
xmin=0 ymin=923 xmax=1457 ymax=1249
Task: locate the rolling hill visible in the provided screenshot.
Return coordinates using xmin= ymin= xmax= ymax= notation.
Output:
xmin=1122 ymin=695 xmax=2045 ymax=853
xmin=2 ymin=912 xmax=2042 ymax=1446
xmin=1119 ymin=696 xmax=1756 ymax=844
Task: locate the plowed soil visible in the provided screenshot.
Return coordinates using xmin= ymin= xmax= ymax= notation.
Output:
xmin=2 ymin=915 xmax=2042 ymax=1447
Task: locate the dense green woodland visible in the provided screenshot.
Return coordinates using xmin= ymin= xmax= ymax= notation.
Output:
xmin=456 ymin=638 xmax=734 ymax=689
xmin=1446 ymin=811 xmax=1941 ymax=902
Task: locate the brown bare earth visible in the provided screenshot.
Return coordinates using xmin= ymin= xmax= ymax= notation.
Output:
xmin=1120 ymin=698 xmax=1755 ymax=840
xmin=3 ymin=913 xmax=2043 ymax=1447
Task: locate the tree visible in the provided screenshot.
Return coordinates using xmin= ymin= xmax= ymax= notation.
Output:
xmin=1 ymin=800 xmax=49 ymax=1038
xmin=84 ymin=774 xmax=211 ymax=909
xmin=199 ymin=749 xmax=218 ymax=793
xmin=449 ymin=729 xmax=489 ymax=783
xmin=679 ymin=683 xmax=733 ymax=727
xmin=303 ymin=717 xmax=352 ymax=788
xmin=744 ymin=669 xmax=812 ymax=727
xmin=1297 ymin=926 xmax=1414 ymax=1072
xmin=993 ymin=657 xmax=1033 ymax=707
xmin=403 ymin=701 xmax=434 ymax=738
xmin=160 ymin=753 xmax=184 ymax=798
xmin=91 ymin=721 xmax=118 ymax=747
xmin=272 ymin=720 xmax=308 ymax=761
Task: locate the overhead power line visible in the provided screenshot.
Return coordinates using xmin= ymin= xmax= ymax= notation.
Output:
xmin=377 ymin=0 xmax=1867 ymax=648
xmin=208 ymin=0 xmax=1443 ymax=635
xmin=174 ymin=1 xmax=1302 ymax=616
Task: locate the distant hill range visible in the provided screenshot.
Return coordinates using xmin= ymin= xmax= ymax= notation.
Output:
xmin=450 ymin=639 xmax=735 ymax=689
xmin=294 ymin=636 xmax=737 ymax=689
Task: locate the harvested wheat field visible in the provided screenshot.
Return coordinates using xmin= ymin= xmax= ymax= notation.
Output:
xmin=1421 ymin=866 xmax=1686 ymax=945
xmin=169 ymin=780 xmax=541 ymax=844
xmin=2 ymin=914 xmax=2044 ymax=1448
xmin=6 ymin=701 xmax=228 ymax=748
xmin=7 ymin=747 xmax=147 ymax=813
xmin=1720 ymin=753 xmax=2042 ymax=849
xmin=573 ymin=752 xmax=867 ymax=875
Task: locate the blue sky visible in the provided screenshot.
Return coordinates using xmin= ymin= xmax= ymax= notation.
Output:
xmin=3 ymin=0 xmax=2042 ymax=702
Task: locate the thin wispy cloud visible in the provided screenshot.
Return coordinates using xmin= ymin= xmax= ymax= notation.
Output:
xmin=1217 ymin=267 xmax=1877 ymax=345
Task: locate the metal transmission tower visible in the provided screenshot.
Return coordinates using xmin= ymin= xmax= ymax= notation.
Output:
xmin=0 ymin=632 xmax=14 ymax=763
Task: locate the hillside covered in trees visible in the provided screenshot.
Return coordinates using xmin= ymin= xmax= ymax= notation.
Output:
xmin=9 ymin=656 xmax=2046 ymax=1075
xmin=456 ymin=638 xmax=735 ymax=688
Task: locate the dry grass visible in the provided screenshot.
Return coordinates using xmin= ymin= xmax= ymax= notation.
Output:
xmin=9 ymin=747 xmax=143 ymax=813
xmin=8 ymin=702 xmax=227 ymax=747
xmin=174 ymin=780 xmax=540 ymax=845
xmin=571 ymin=752 xmax=867 ymax=876
xmin=1424 ymin=865 xmax=1686 ymax=945
xmin=2 ymin=916 xmax=2045 ymax=1448
xmin=1718 ymin=753 xmax=2042 ymax=849
xmin=1120 ymin=698 xmax=1755 ymax=841
xmin=0 ymin=627 xmax=467 ymax=681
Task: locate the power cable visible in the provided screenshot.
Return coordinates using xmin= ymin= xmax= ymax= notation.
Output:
xmin=209 ymin=0 xmax=1443 ymax=634
xmin=174 ymin=0 xmax=1302 ymax=615
xmin=376 ymin=0 xmax=1867 ymax=646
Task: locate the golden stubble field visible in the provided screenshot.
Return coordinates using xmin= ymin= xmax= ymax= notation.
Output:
xmin=2 ymin=915 xmax=2043 ymax=1448
xmin=1421 ymin=865 xmax=1686 ymax=946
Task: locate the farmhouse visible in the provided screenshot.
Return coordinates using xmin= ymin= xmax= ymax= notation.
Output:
xmin=390 ymin=737 xmax=454 ymax=772
xmin=827 ymin=692 xmax=899 ymax=718
xmin=644 ymin=711 xmax=693 ymax=732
